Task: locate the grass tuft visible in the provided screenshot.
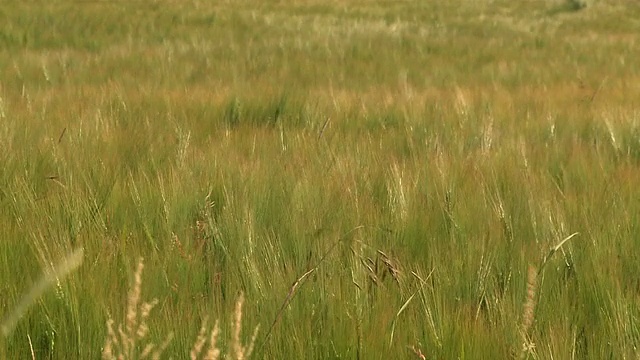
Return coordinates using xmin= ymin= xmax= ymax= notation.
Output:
xmin=102 ymin=257 xmax=171 ymax=360
xmin=103 ymin=258 xmax=258 ymax=359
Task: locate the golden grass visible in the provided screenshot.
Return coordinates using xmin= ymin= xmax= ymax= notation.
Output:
xmin=102 ymin=258 xmax=259 ymax=360
xmin=102 ymin=257 xmax=172 ymax=360
xmin=520 ymin=264 xmax=538 ymax=359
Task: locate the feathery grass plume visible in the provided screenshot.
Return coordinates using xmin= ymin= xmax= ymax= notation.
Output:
xmin=191 ymin=293 xmax=257 ymax=360
xmin=520 ymin=264 xmax=538 ymax=359
xmin=191 ymin=316 xmax=210 ymax=360
xmin=203 ymin=320 xmax=221 ymax=360
xmin=151 ymin=333 xmax=174 ymax=360
xmin=231 ymin=293 xmax=260 ymax=360
xmin=103 ymin=258 xmax=258 ymax=360
xmin=410 ymin=345 xmax=426 ymax=360
xmin=102 ymin=257 xmax=172 ymax=360
xmin=190 ymin=316 xmax=223 ymax=360
xmin=1 ymin=248 xmax=84 ymax=338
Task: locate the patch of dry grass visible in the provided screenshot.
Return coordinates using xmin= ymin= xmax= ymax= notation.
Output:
xmin=102 ymin=258 xmax=258 ymax=360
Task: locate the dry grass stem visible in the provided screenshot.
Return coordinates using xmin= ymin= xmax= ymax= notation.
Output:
xmin=102 ymin=257 xmax=172 ymax=360
xmin=1 ymin=248 xmax=84 ymax=337
xmin=410 ymin=345 xmax=426 ymax=360
xmin=204 ymin=321 xmax=221 ymax=360
xmin=104 ymin=259 xmax=259 ymax=359
xmin=191 ymin=316 xmax=209 ymax=360
xmin=151 ymin=333 xmax=174 ymax=360
xmin=520 ymin=264 xmax=539 ymax=359
xmin=231 ymin=293 xmax=260 ymax=360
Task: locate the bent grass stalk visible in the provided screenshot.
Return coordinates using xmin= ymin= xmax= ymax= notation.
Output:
xmin=1 ymin=248 xmax=84 ymax=338
xmin=389 ymin=268 xmax=435 ymax=348
xmin=0 ymin=248 xmax=84 ymax=359
xmin=519 ymin=233 xmax=579 ymax=359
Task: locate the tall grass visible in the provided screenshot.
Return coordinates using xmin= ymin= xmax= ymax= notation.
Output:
xmin=1 ymin=0 xmax=640 ymax=358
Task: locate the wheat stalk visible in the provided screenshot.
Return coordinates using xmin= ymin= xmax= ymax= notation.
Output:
xmin=519 ymin=232 xmax=579 ymax=359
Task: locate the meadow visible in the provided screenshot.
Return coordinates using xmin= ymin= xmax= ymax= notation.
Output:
xmin=1 ymin=0 xmax=640 ymax=358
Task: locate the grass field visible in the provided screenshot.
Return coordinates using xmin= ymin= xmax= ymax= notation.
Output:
xmin=1 ymin=0 xmax=640 ymax=358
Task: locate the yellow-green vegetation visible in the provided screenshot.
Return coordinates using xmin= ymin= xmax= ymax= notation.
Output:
xmin=1 ymin=0 xmax=640 ymax=358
